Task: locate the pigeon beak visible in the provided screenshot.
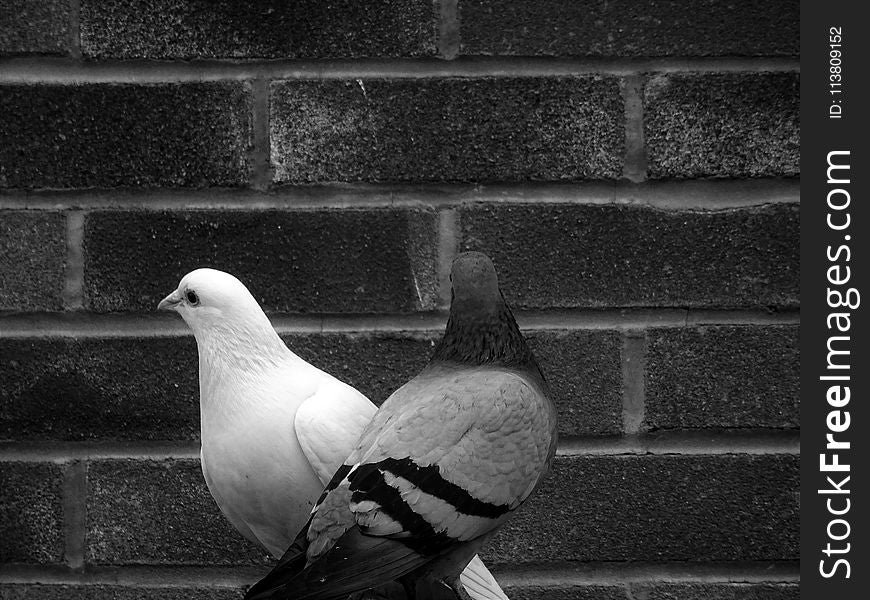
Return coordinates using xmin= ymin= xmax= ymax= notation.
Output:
xmin=158 ymin=290 xmax=183 ymax=311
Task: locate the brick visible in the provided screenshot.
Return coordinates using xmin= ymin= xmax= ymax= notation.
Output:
xmin=83 ymin=209 xmax=438 ymax=313
xmin=87 ymin=459 xmax=269 ymax=565
xmin=1 ymin=327 xmax=614 ymax=442
xmin=0 ymin=584 xmax=799 ymax=600
xmin=0 ymin=583 xmax=800 ymax=600
xmin=81 ymin=0 xmax=435 ymax=59
xmin=645 ymin=326 xmax=799 ymax=430
xmin=644 ymin=73 xmax=800 ymax=179
xmin=0 ymin=462 xmax=65 ymax=563
xmin=286 ymin=332 xmax=435 ymax=406
xmin=460 ymin=0 xmax=798 ymax=57
xmin=460 ymin=203 xmax=799 ymax=309
xmin=503 ymin=585 xmax=626 ymax=600
xmin=0 ymin=585 xmax=245 ymax=600
xmin=0 ymin=0 xmax=71 ymax=55
xmin=0 ymin=211 xmax=67 ymax=311
xmin=0 ymin=332 xmax=426 ymax=442
xmin=291 ymin=329 xmax=623 ymax=436
xmin=0 ymin=337 xmax=199 ymax=441
xmin=637 ymin=583 xmax=800 ymax=600
xmin=482 ymin=454 xmax=799 ymax=563
xmin=0 ymin=84 xmax=250 ymax=189
xmin=270 ymin=78 xmax=623 ymax=183
xmin=526 ymin=330 xmax=622 ymax=435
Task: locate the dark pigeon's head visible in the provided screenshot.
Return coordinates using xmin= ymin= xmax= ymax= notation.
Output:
xmin=434 ymin=251 xmax=538 ymax=369
xmin=449 ymin=251 xmax=502 ymax=313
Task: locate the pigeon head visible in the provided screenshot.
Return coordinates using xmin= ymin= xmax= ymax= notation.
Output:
xmin=158 ymin=269 xmax=282 ymax=353
xmin=433 ymin=252 xmax=538 ymax=371
xmin=448 ymin=251 xmax=501 ymax=314
xmin=159 ymin=268 xmax=255 ymax=318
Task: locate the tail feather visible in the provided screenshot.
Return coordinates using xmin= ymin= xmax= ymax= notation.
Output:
xmin=459 ymin=555 xmax=509 ymax=600
xmin=245 ymin=526 xmax=429 ymax=600
xmin=245 ymin=529 xmax=309 ymax=600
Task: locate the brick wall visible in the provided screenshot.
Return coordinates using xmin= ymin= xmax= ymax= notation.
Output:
xmin=1 ymin=2 xmax=799 ymax=599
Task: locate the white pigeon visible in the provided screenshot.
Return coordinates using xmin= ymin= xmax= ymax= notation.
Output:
xmin=158 ymin=268 xmax=508 ymax=600
xmin=244 ymin=252 xmax=558 ymax=600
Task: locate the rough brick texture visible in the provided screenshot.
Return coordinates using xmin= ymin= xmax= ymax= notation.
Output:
xmin=460 ymin=203 xmax=799 ymax=309
xmin=637 ymin=583 xmax=800 ymax=600
xmin=644 ymin=73 xmax=800 ymax=179
xmin=0 ymin=462 xmax=65 ymax=563
xmin=87 ymin=459 xmax=269 ymax=565
xmin=499 ymin=585 xmax=801 ymax=600
xmin=502 ymin=585 xmax=626 ymax=600
xmin=88 ymin=456 xmax=799 ymax=565
xmin=459 ymin=0 xmax=799 ymax=57
xmin=0 ymin=211 xmax=67 ymax=311
xmin=82 ymin=209 xmax=438 ymax=313
xmin=0 ymin=84 xmax=251 ymax=189
xmin=526 ymin=330 xmax=622 ymax=435
xmin=0 ymin=329 xmax=622 ymax=441
xmin=0 ymin=0 xmax=71 ymax=55
xmin=81 ymin=0 xmax=435 ymax=59
xmin=0 ymin=584 xmax=800 ymax=600
xmin=286 ymin=332 xmax=434 ymax=406
xmin=645 ymin=326 xmax=800 ymax=430
xmin=483 ymin=454 xmax=799 ymax=563
xmin=270 ymin=77 xmax=624 ymax=183
xmin=0 ymin=337 xmax=199 ymax=442
xmin=0 ymin=585 xmax=245 ymax=600
xmin=289 ymin=330 xmax=623 ymax=437
xmin=85 ymin=455 xmax=798 ymax=565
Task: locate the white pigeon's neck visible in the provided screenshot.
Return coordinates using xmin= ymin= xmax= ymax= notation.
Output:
xmin=194 ymin=315 xmax=289 ymax=370
xmin=192 ymin=315 xmax=301 ymax=421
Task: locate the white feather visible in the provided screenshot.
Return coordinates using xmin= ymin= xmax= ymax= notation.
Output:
xmin=460 ymin=555 xmax=510 ymax=600
xmin=295 ymin=380 xmax=377 ymax=486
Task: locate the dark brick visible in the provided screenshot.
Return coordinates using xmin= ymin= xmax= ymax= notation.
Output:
xmin=460 ymin=203 xmax=799 ymax=309
xmin=638 ymin=583 xmax=800 ymax=600
xmin=82 ymin=209 xmax=438 ymax=313
xmin=503 ymin=585 xmax=626 ymax=600
xmin=460 ymin=0 xmax=798 ymax=57
xmin=0 ymin=327 xmax=614 ymax=441
xmin=482 ymin=454 xmax=799 ymax=563
xmin=644 ymin=73 xmax=800 ymax=179
xmin=0 ymin=321 xmax=616 ymax=444
xmin=0 ymin=0 xmax=71 ymax=55
xmin=0 ymin=337 xmax=199 ymax=442
xmin=270 ymin=78 xmax=623 ymax=183
xmin=0 ymin=462 xmax=65 ymax=563
xmin=645 ymin=326 xmax=799 ymax=430
xmin=0 ymin=332 xmax=427 ymax=442
xmin=87 ymin=459 xmax=269 ymax=565
xmin=291 ymin=329 xmax=623 ymax=436
xmin=0 ymin=84 xmax=251 ymax=189
xmin=0 ymin=211 xmax=67 ymax=311
xmin=0 ymin=582 xmax=801 ymax=600
xmin=0 ymin=585 xmax=245 ymax=600
xmin=527 ymin=330 xmax=622 ymax=435
xmin=81 ymin=0 xmax=435 ymax=59
xmin=285 ymin=332 xmax=435 ymax=406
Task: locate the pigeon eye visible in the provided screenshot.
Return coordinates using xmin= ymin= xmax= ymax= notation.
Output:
xmin=186 ymin=290 xmax=199 ymax=305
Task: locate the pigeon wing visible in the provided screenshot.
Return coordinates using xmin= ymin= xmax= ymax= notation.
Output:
xmin=345 ymin=367 xmax=554 ymax=547
xmin=246 ymin=366 xmax=554 ymax=600
xmin=295 ymin=379 xmax=378 ymax=486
